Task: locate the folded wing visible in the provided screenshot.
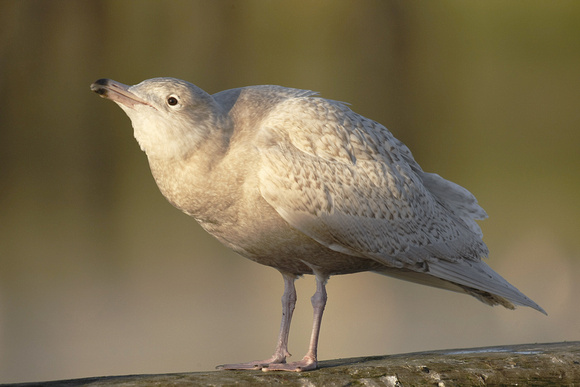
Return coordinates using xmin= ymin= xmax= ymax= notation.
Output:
xmin=256 ymin=95 xmax=544 ymax=314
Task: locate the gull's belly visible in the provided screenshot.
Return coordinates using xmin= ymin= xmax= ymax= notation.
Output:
xmin=198 ymin=201 xmax=386 ymax=276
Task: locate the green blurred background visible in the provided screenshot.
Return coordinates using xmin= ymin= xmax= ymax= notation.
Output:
xmin=1 ymin=0 xmax=579 ymax=383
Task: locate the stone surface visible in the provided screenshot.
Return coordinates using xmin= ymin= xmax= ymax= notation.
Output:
xmin=5 ymin=342 xmax=579 ymax=386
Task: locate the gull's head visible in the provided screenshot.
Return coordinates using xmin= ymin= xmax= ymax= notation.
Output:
xmin=91 ymin=77 xmax=223 ymax=159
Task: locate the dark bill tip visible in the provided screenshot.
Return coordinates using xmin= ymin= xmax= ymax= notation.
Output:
xmin=90 ymin=79 xmax=113 ymax=96
xmin=89 ymin=78 xmax=152 ymax=109
xmin=93 ymin=78 xmax=110 ymax=86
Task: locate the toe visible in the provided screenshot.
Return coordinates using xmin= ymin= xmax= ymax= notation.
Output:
xmin=262 ymin=358 xmax=317 ymax=372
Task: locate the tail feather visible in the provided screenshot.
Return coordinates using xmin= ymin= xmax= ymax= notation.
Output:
xmin=427 ymin=259 xmax=546 ymax=314
xmin=375 ymin=259 xmax=546 ymax=315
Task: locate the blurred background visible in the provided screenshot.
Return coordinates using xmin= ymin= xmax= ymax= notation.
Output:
xmin=1 ymin=0 xmax=579 ymax=383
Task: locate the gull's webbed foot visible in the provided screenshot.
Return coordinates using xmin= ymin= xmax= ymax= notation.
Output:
xmin=262 ymin=356 xmax=317 ymax=372
xmin=217 ymin=352 xmax=289 ymax=370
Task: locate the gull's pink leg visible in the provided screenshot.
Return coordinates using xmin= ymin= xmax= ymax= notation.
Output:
xmin=219 ymin=271 xmax=297 ymax=370
xmin=264 ymin=272 xmax=328 ymax=372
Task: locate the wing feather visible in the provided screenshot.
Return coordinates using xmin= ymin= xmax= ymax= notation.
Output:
xmin=257 ymin=96 xmax=488 ymax=268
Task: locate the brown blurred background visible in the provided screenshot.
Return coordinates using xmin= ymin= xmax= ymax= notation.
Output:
xmin=1 ymin=0 xmax=579 ymax=383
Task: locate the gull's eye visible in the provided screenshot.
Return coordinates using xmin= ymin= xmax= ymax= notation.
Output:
xmin=167 ymin=96 xmax=179 ymax=106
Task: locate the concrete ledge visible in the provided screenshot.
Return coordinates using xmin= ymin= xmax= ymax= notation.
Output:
xmin=4 ymin=342 xmax=579 ymax=386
